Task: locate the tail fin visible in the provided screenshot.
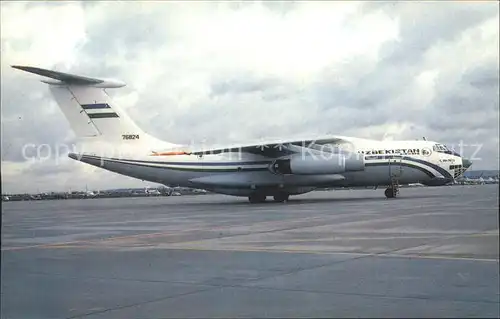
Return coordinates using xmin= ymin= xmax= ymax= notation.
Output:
xmin=12 ymin=65 xmax=178 ymax=151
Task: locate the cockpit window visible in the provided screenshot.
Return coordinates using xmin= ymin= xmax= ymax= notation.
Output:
xmin=433 ymin=143 xmax=451 ymax=153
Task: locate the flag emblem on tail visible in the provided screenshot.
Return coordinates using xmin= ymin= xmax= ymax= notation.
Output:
xmin=81 ymin=103 xmax=120 ymax=119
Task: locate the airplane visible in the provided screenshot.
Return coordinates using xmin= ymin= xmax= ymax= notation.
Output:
xmin=12 ymin=65 xmax=474 ymax=203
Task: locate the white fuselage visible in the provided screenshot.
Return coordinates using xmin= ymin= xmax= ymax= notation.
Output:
xmin=71 ymin=137 xmax=467 ymax=197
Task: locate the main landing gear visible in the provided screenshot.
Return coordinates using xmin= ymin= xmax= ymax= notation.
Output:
xmin=248 ymin=193 xmax=290 ymax=203
xmin=248 ymin=193 xmax=266 ymax=203
xmin=273 ymin=193 xmax=290 ymax=203
xmin=384 ymin=177 xmax=400 ymax=199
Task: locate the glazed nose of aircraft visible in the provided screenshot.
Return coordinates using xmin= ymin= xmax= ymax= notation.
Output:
xmin=462 ymin=158 xmax=473 ymax=170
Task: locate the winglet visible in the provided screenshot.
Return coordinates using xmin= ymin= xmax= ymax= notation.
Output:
xmin=12 ymin=65 xmax=126 ymax=88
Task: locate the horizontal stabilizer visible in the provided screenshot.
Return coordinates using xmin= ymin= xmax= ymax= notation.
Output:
xmin=11 ymin=65 xmax=125 ymax=88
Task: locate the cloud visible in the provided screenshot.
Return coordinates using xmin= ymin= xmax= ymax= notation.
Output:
xmin=1 ymin=1 xmax=498 ymax=193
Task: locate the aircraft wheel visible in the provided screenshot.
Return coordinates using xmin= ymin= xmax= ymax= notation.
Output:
xmin=248 ymin=193 xmax=266 ymax=203
xmin=384 ymin=187 xmax=395 ymax=198
xmin=273 ymin=193 xmax=290 ymax=202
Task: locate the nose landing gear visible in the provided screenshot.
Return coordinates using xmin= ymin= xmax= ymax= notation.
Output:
xmin=384 ymin=177 xmax=400 ymax=198
xmin=384 ymin=187 xmax=399 ymax=198
xmin=386 ymin=158 xmax=402 ymax=199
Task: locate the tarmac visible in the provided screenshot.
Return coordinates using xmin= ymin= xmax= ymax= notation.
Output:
xmin=1 ymin=184 xmax=499 ymax=318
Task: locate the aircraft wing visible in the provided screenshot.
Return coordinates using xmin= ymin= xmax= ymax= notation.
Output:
xmin=11 ymin=65 xmax=125 ymax=88
xmin=186 ymin=135 xmax=353 ymax=157
xmin=12 ymin=65 xmax=104 ymax=85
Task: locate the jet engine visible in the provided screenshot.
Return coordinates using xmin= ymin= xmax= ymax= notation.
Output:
xmin=270 ymin=153 xmax=365 ymax=175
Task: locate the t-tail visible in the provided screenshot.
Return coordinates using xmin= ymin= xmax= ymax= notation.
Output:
xmin=11 ymin=65 xmax=179 ymax=155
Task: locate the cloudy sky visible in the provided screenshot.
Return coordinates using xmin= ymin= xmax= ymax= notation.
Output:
xmin=1 ymin=1 xmax=498 ymax=193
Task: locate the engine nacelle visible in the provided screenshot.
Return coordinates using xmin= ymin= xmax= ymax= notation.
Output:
xmin=270 ymin=154 xmax=364 ymax=175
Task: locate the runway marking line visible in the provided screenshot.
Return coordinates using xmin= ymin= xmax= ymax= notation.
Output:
xmin=4 ymin=236 xmax=498 ymax=263
xmin=152 ymin=246 xmax=499 ymax=263
xmin=3 ymin=212 xmax=498 ymax=260
xmin=3 ymin=228 xmax=498 ymax=253
xmin=1 ymin=212 xmax=420 ymax=252
xmin=0 ymin=215 xmax=330 ymax=252
xmin=11 ymin=242 xmax=497 ymax=263
xmin=3 ymin=207 xmax=447 ymax=253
